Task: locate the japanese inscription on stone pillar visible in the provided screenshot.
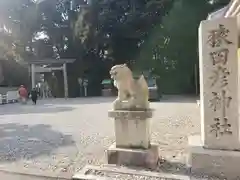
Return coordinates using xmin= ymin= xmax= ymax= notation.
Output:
xmin=199 ymin=17 xmax=240 ymax=150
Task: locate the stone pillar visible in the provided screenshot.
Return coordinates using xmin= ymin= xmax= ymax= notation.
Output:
xmin=31 ymin=64 xmax=36 ymax=89
xmin=107 ymin=110 xmax=158 ymax=169
xmin=63 ymin=63 xmax=68 ymax=98
xmin=188 ymin=17 xmax=240 ymax=179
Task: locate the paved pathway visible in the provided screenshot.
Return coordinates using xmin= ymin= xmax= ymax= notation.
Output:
xmin=0 ymin=96 xmax=200 ymax=177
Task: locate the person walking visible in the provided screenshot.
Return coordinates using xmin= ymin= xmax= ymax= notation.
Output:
xmin=31 ymin=88 xmax=38 ymax=105
xmin=18 ymin=85 xmax=28 ymax=104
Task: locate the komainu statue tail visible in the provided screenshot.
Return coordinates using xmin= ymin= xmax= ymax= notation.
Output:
xmin=137 ymin=75 xmax=149 ymax=102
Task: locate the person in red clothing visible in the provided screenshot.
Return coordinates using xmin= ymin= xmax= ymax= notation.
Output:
xmin=18 ymin=85 xmax=28 ymax=104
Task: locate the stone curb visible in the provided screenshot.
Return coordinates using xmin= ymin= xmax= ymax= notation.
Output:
xmin=73 ymin=165 xmax=190 ymax=180
xmin=0 ymin=166 xmax=72 ymax=179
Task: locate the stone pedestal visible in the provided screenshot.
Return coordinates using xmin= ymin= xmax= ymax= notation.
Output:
xmin=107 ymin=109 xmax=158 ymax=169
xmin=109 ymin=110 xmax=152 ymax=149
xmin=188 ymin=17 xmax=240 ymax=179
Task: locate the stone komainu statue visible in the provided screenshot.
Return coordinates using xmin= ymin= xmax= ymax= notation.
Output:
xmin=110 ymin=64 xmax=149 ymax=110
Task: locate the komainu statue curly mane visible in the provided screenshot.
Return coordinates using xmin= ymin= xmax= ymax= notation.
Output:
xmin=110 ymin=64 xmax=149 ymax=110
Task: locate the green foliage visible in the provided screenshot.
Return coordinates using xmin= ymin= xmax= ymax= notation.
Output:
xmin=70 ymin=0 xmax=175 ymax=95
xmin=0 ymin=0 xmax=232 ymax=94
xmin=136 ymin=0 xmax=230 ymax=94
xmin=0 ymin=0 xmax=40 ymax=86
xmin=157 ymin=0 xmax=209 ymax=93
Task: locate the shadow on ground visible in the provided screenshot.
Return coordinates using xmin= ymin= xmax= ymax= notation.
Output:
xmin=44 ymin=97 xmax=115 ymax=105
xmin=0 ymin=104 xmax=75 ymax=115
xmin=0 ymin=123 xmax=74 ymax=162
xmin=159 ymin=95 xmax=198 ymax=103
xmin=51 ymin=96 xmax=197 ymax=105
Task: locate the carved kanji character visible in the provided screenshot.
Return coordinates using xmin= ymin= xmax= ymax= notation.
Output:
xmin=209 ymin=48 xmax=229 ymax=66
xmin=207 ymin=24 xmax=232 ymax=48
xmin=210 ymin=118 xmax=221 ymax=137
xmin=209 ymin=90 xmax=232 ymax=112
xmin=209 ymin=66 xmax=230 ymax=87
xmin=220 ymin=117 xmax=232 ymax=136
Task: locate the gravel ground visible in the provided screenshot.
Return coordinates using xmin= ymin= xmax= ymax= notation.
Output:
xmin=0 ymin=96 xmax=200 ymax=177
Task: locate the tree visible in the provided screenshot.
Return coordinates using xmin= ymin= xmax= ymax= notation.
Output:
xmin=0 ymin=0 xmax=41 ymax=86
xmin=2 ymin=0 xmax=230 ymax=94
xmin=135 ymin=0 xmax=230 ymax=94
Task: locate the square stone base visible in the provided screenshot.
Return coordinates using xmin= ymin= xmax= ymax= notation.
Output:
xmin=106 ymin=143 xmax=159 ymax=169
xmin=188 ymin=135 xmax=240 ymax=179
xmin=109 ymin=110 xmax=153 ymax=149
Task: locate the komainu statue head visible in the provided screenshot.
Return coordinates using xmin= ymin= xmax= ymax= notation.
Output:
xmin=110 ymin=64 xmax=132 ymax=81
